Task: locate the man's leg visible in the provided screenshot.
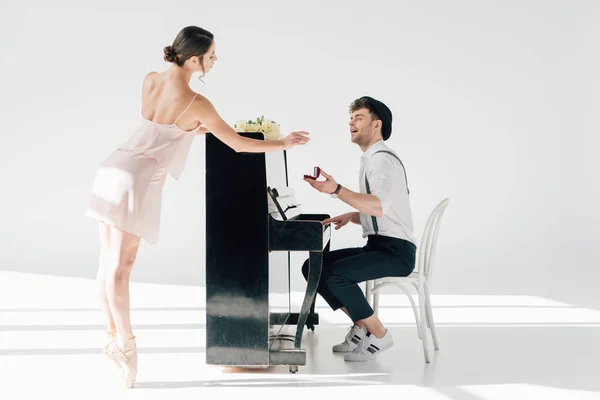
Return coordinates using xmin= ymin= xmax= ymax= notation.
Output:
xmin=325 ymin=250 xmax=409 ymax=325
xmin=301 ymin=247 xmax=365 ymax=313
xmin=340 ymin=307 xmax=365 ymax=329
xmin=324 ymin=249 xmax=413 ymax=361
xmin=302 ymin=247 xmax=370 ymax=352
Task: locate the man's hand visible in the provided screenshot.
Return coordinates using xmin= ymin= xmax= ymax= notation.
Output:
xmin=322 ymin=213 xmax=354 ymax=230
xmin=303 ymin=169 xmax=338 ymax=194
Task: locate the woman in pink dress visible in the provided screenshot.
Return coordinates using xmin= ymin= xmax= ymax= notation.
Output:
xmin=85 ymin=26 xmax=309 ymax=387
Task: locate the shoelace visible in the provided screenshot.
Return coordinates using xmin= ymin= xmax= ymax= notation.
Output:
xmin=344 ymin=325 xmax=361 ymax=344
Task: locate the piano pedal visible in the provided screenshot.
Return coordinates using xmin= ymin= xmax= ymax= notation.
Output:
xmin=289 ymin=366 xmax=298 ymax=374
xmin=306 ymin=324 xmax=315 ymax=331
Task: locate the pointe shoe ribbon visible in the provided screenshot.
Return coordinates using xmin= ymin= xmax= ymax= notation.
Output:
xmin=106 ymin=341 xmax=138 ymax=388
xmin=103 ymin=332 xmax=123 ymax=373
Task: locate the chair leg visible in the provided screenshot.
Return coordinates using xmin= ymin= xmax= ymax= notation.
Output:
xmin=404 ymin=290 xmax=422 ymax=340
xmin=373 ymin=291 xmax=380 ymax=315
xmin=424 ymin=282 xmax=439 ymax=351
xmin=365 ymin=280 xmax=373 ymax=307
xmin=418 ymin=282 xmax=431 ymax=363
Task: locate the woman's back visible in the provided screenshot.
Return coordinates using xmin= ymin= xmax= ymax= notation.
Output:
xmin=115 ymin=72 xmax=202 ymax=180
xmin=141 ymin=72 xmax=201 ymax=132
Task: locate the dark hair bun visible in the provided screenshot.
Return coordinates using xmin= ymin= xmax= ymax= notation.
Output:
xmin=163 ymin=46 xmax=177 ymax=63
xmin=164 ymin=27 xmax=214 ymax=66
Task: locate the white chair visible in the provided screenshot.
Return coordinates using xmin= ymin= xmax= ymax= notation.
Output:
xmin=365 ymin=198 xmax=450 ymax=363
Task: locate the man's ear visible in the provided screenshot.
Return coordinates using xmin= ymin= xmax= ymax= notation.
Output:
xmin=373 ymin=119 xmax=382 ymax=131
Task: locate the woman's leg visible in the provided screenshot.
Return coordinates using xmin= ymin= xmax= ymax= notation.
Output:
xmin=104 ymin=225 xmax=141 ymax=388
xmin=105 ymin=226 xmax=141 ymax=346
xmin=96 ymin=222 xmax=116 ymax=336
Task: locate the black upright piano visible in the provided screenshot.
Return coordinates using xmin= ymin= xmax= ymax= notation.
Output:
xmin=205 ymin=132 xmax=331 ymax=373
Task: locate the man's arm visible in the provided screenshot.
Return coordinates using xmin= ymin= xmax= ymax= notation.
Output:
xmin=304 ymin=169 xmax=385 ymax=217
xmin=337 ymin=188 xmax=384 ymax=217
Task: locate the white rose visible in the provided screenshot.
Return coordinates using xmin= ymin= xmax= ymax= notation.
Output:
xmin=261 ymin=120 xmax=273 ymax=135
xmin=234 ymin=120 xmax=248 ymax=132
xmin=272 ymin=123 xmax=283 ymax=140
xmin=246 ymin=123 xmax=260 ymax=132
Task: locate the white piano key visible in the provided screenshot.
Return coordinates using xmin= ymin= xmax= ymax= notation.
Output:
xmin=323 ymin=225 xmax=331 ymax=249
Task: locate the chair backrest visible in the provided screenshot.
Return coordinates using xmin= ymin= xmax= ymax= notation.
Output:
xmin=417 ymin=198 xmax=450 ymax=280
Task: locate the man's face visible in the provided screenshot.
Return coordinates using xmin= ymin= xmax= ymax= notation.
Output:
xmin=349 ymin=108 xmax=379 ymax=145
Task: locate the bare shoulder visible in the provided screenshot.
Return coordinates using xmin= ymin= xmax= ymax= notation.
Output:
xmin=142 ymin=71 xmax=160 ymax=89
xmin=188 ymin=93 xmax=224 ymax=125
xmin=144 ymin=71 xmax=159 ymax=80
xmin=191 ymin=93 xmax=215 ymax=112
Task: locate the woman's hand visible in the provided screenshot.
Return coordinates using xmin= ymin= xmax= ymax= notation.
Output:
xmin=281 ymin=131 xmax=310 ymax=150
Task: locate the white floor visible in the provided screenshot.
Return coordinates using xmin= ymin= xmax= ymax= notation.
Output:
xmin=1 ymin=271 xmax=599 ymax=400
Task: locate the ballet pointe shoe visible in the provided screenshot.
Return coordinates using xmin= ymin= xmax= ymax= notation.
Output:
xmin=103 ymin=331 xmax=123 ymax=373
xmin=107 ymin=337 xmax=138 ymax=388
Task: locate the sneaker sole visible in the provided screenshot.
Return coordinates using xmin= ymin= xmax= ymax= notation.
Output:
xmin=332 ymin=348 xmax=355 ymax=353
xmin=344 ymin=341 xmax=394 ymax=362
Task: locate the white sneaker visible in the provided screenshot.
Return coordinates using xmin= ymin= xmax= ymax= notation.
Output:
xmin=332 ymin=325 xmax=366 ymax=353
xmin=344 ymin=330 xmax=394 ymax=362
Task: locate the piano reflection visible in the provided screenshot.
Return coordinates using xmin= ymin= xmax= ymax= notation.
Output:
xmin=205 ymin=132 xmax=331 ymax=373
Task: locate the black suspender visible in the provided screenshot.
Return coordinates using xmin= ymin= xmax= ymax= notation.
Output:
xmin=364 ymin=150 xmax=410 ymax=234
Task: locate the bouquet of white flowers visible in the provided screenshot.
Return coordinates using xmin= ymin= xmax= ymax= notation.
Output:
xmin=234 ymin=115 xmax=283 ymax=141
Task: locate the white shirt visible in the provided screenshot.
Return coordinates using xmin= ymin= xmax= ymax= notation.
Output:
xmin=358 ymin=140 xmax=416 ymax=244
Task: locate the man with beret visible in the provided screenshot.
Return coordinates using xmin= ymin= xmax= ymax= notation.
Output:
xmin=302 ymin=96 xmax=417 ymax=362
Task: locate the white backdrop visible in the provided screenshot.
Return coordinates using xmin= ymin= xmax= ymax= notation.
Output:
xmin=0 ymin=0 xmax=597 ymax=298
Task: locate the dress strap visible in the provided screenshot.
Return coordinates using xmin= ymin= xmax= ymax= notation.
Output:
xmin=174 ymin=93 xmax=199 ymax=124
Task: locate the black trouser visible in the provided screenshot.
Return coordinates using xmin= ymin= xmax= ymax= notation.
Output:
xmin=301 ymin=235 xmax=416 ymax=322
